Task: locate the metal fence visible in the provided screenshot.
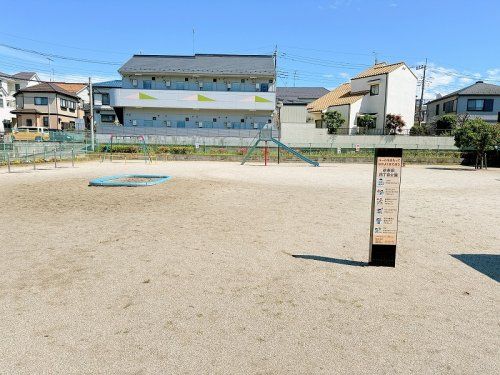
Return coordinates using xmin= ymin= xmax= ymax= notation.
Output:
xmin=97 ymin=125 xmax=279 ymax=139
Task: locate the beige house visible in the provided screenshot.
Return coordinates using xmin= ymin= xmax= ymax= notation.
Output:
xmin=307 ymin=62 xmax=417 ymax=134
xmin=12 ymin=82 xmax=84 ymax=130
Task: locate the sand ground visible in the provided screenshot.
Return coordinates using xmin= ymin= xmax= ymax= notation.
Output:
xmin=0 ymin=160 xmax=498 ymax=374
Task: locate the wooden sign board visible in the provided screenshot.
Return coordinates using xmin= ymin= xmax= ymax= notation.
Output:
xmin=369 ymin=148 xmax=403 ymax=267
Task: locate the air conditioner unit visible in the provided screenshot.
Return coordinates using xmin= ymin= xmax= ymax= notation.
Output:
xmin=132 ymin=120 xmax=137 ymax=126
xmin=165 ymin=80 xmax=171 ymax=87
xmin=198 ymin=121 xmax=203 ymax=128
xmin=227 ymin=83 xmax=231 ymax=89
xmin=132 ymin=79 xmax=138 ymax=87
xmin=255 ymin=83 xmax=260 ymax=90
xmin=253 ymin=122 xmax=258 ymax=129
xmin=199 ymin=82 xmax=203 ymax=88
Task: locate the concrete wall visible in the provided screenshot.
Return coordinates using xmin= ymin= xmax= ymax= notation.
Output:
xmin=280 ymin=122 xmax=457 ymax=149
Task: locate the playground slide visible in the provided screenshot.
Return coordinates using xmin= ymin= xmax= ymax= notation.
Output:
xmin=271 ymin=138 xmax=319 ymax=167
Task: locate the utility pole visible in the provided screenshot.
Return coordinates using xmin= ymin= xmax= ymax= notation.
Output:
xmin=416 ymin=58 xmax=427 ymax=124
xmin=89 ymin=77 xmax=95 ymax=151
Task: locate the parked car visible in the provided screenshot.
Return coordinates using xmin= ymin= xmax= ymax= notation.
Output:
xmin=11 ymin=127 xmax=50 ymax=142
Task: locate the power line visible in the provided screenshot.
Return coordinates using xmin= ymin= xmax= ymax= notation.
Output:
xmin=0 ymin=43 xmax=123 ymax=65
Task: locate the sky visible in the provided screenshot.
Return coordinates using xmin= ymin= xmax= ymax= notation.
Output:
xmin=0 ymin=0 xmax=499 ymax=100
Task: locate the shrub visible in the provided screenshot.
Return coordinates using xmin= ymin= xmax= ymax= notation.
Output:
xmin=99 ymin=144 xmax=140 ymax=153
xmin=323 ymin=110 xmax=345 ymax=134
xmin=357 ymin=114 xmax=377 ymax=129
xmin=156 ymin=145 xmax=194 ymax=154
xmin=385 ymin=114 xmax=405 ymax=134
xmin=434 ymin=114 xmax=457 ymax=135
xmin=410 ymin=123 xmax=431 ymax=136
xmin=236 ymin=147 xmax=248 ymax=155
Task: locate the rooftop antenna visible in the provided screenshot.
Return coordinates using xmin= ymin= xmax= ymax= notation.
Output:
xmin=373 ymin=51 xmax=378 ymax=65
xmin=192 ymin=28 xmax=195 ymax=55
xmin=46 ymin=57 xmax=54 ymax=82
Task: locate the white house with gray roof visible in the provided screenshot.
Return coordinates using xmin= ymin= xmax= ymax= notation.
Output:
xmin=426 ymin=81 xmax=500 ymax=124
xmin=99 ymin=54 xmax=276 ymax=136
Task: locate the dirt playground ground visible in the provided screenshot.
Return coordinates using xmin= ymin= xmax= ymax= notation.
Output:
xmin=0 ymin=161 xmax=498 ymax=374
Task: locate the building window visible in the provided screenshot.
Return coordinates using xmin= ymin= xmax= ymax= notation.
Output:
xmin=15 ymin=83 xmax=20 ymax=91
xmin=165 ymin=120 xmax=171 ymax=127
xmin=26 ymin=119 xmax=33 ymax=127
xmin=185 ymin=117 xmax=189 ymax=122
xmin=101 ymin=114 xmax=115 ymax=123
xmin=102 ymin=93 xmax=110 ymax=105
xmin=241 ymin=79 xmax=245 ymax=83
xmin=435 ymin=104 xmax=439 ymax=116
xmin=34 ymin=97 xmax=48 ymax=105
xmin=0 ymin=97 xmax=3 ymax=108
xmin=184 ymin=77 xmax=189 ymax=82
xmin=370 ymin=84 xmax=379 ymax=96
xmin=60 ymin=99 xmax=67 ymax=109
xmin=132 ymin=79 xmax=138 ymax=87
xmin=315 ymin=120 xmax=323 ymax=128
xmin=467 ymin=99 xmax=494 ymax=112
xmin=143 ymin=80 xmax=152 ymax=89
xmin=213 ymin=78 xmax=217 ymax=83
xmin=443 ymin=100 xmax=454 ymax=113
xmin=43 ymin=116 xmax=49 ymax=126
xmin=260 ymin=83 xmax=269 ymax=92
xmin=240 ymin=118 xmax=245 ymax=123
xmin=213 ymin=118 xmax=217 ymax=122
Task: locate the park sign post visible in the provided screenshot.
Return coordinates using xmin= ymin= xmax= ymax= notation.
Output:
xmin=369 ymin=148 xmax=403 ymax=267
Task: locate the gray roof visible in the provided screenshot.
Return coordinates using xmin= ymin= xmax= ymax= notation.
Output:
xmin=277 ymin=87 xmax=329 ymax=104
xmin=11 ymin=71 xmax=37 ymax=80
xmin=119 ymin=54 xmax=275 ymax=77
xmin=93 ymin=79 xmax=123 ymax=88
xmin=428 ymin=81 xmax=500 ymax=103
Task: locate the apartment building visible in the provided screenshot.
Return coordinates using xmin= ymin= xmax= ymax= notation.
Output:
xmin=99 ymin=54 xmax=276 ymax=133
xmin=12 ymin=82 xmax=84 ymax=130
xmin=92 ymin=80 xmax=122 ymax=126
xmin=0 ymin=71 xmax=40 ymax=133
xmin=308 ymin=62 xmax=417 ymax=133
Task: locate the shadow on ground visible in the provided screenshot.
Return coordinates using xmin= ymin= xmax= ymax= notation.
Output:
xmin=451 ymin=254 xmax=499 ymax=282
xmin=426 ymin=167 xmax=475 ymax=172
xmin=287 ymin=253 xmax=367 ymax=267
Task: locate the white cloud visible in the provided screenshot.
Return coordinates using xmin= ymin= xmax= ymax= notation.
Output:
xmin=323 ymin=74 xmax=334 ymax=78
xmin=415 ymin=62 xmax=492 ymax=100
xmin=486 ymin=68 xmax=500 ymax=81
xmin=339 ymin=72 xmax=350 ymax=79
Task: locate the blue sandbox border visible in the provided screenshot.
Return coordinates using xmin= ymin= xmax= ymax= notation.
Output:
xmin=89 ymin=174 xmax=172 ymax=187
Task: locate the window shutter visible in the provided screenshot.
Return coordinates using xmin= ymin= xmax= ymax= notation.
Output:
xmin=483 ymin=99 xmax=493 ymax=112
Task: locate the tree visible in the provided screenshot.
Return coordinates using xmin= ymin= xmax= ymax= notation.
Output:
xmin=410 ymin=122 xmax=431 ymax=136
xmin=434 ymin=114 xmax=457 ymax=135
xmin=356 ymin=114 xmax=376 ymax=134
xmin=453 ymin=118 xmax=500 ymax=169
xmin=385 ymin=114 xmax=405 ymax=135
xmin=323 ymin=110 xmax=345 ymax=135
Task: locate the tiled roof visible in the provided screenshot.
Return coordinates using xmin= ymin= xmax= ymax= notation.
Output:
xmin=11 ymin=72 xmax=37 ymax=80
xmin=93 ymin=79 xmax=123 ymax=88
xmin=307 ymin=83 xmax=367 ymax=112
xmin=14 ymin=82 xmax=80 ymax=99
xmin=427 ymin=81 xmax=500 ymax=103
xmin=119 ymin=54 xmax=275 ymax=76
xmin=277 ymin=87 xmax=329 ymax=104
xmin=353 ymin=62 xmax=406 ymax=79
xmin=54 ymin=82 xmax=87 ymax=93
